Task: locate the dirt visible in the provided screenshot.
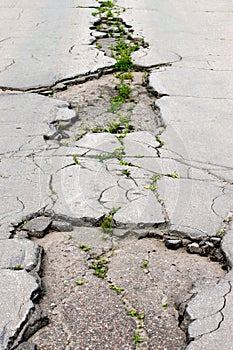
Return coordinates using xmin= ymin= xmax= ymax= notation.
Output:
xmin=30 ymin=227 xmax=225 ymax=350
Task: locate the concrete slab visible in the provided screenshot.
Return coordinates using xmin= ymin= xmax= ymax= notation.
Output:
xmin=158 ymin=177 xmax=227 ymax=237
xmin=0 ymin=0 xmax=114 ymax=90
xmin=186 ymin=284 xmax=233 ymax=350
xmin=0 ymin=93 xmax=76 ymax=229
xmin=118 ymin=0 xmax=233 ymax=66
xmin=150 ymin=67 xmax=233 ymax=99
xmin=0 ymin=238 xmax=42 ymax=271
xmin=0 ymin=270 xmax=40 ymax=350
xmin=52 ymin=132 xmax=165 ymax=226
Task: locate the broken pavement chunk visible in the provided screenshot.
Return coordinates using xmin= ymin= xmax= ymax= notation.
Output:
xmin=51 ymin=220 xmax=73 ymax=232
xmin=0 ymin=238 xmax=42 ymax=272
xmin=0 ymin=270 xmax=40 ymax=350
xmin=23 ymin=217 xmax=52 ymax=238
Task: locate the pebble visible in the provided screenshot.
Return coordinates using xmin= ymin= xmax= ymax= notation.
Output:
xmin=187 ymin=242 xmax=202 ymax=254
xmin=165 ymin=239 xmax=182 ymax=250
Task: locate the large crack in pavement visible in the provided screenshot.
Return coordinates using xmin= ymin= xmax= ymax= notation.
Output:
xmin=0 ymin=0 xmax=233 ymax=349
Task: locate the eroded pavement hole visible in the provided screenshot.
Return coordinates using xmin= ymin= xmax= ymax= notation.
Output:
xmin=52 ymin=70 xmax=163 ymax=142
xmin=27 ymin=227 xmax=225 ymax=350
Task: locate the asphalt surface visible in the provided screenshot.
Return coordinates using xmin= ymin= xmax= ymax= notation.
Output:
xmin=0 ymin=0 xmax=233 ymax=349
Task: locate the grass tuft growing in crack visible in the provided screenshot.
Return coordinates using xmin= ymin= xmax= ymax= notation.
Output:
xmin=100 ymin=206 xmax=121 ymax=234
xmin=10 ymin=264 xmax=22 ymax=271
xmin=140 ymin=260 xmax=148 ymax=269
xmin=79 ymin=243 xmax=91 ymax=252
xmin=91 ymin=0 xmax=148 ymax=122
xmin=101 ymin=214 xmax=113 ymax=233
xmin=122 ymin=169 xmax=131 ymax=177
xmin=109 ymin=283 xmax=124 ymax=294
xmin=92 ymin=257 xmax=108 ymax=279
xmin=144 ymin=173 xmax=162 ymax=192
xmin=74 ymin=131 xmax=86 ymax=141
xmin=97 ymin=144 xmax=125 ymax=162
xmin=167 ymin=172 xmax=180 ymax=179
xmin=73 ymin=154 xmax=81 ymax=165
xmin=76 ymin=279 xmax=85 ymax=286
xmin=156 ymin=135 xmax=165 ymax=147
xmin=134 ymin=333 xmax=144 ymax=344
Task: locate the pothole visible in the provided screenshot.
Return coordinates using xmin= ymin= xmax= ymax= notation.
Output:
xmin=53 ymin=71 xmax=163 ymax=144
xmin=28 ymin=228 xmax=225 ymax=350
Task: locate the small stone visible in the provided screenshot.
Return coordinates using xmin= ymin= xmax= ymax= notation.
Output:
xmin=199 ymin=240 xmax=207 ymax=247
xmin=165 ymin=239 xmax=182 ymax=250
xmin=210 ymin=237 xmax=222 ymax=247
xmin=23 ymin=217 xmax=52 ymax=238
xmin=51 ymin=220 xmax=73 ymax=232
xmin=50 ymin=302 xmax=57 ymax=309
xmin=187 ymin=242 xmax=202 ymax=254
xmin=200 ymin=244 xmax=210 ymax=255
xmin=206 ymin=241 xmax=214 ymax=248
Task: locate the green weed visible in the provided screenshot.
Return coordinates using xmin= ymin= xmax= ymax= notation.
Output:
xmin=92 ymin=126 xmax=103 ymax=133
xmin=74 ymin=132 xmax=86 ymax=141
xmin=111 ymin=206 xmax=121 ymax=214
xmin=156 ymin=136 xmax=165 ymax=147
xmin=79 ymin=244 xmax=91 ymax=252
xmin=116 ymin=83 xmax=131 ymax=100
xmin=109 ymin=284 xmax=124 ymax=294
xmin=140 ymin=261 xmax=148 ymax=269
xmin=20 ymin=220 xmax=27 ymax=228
xmin=101 ymin=215 xmax=113 ymax=233
xmin=92 ymin=257 xmax=108 ymax=279
xmin=100 ymin=1 xmax=115 ymax=8
xmin=76 ymin=280 xmax=85 ymax=286
xmin=10 ymin=264 xmax=22 ymax=270
xmin=151 ymin=174 xmax=162 ymax=182
xmin=96 ymin=41 xmax=102 ymax=49
xmin=73 ymin=154 xmax=80 ymax=165
xmin=134 ymin=334 xmax=143 ymax=344
xmin=119 ymin=160 xmax=133 ymax=166
xmin=167 ymin=173 xmax=180 ymax=179
xmin=115 ymin=72 xmax=133 ymax=82
xmin=108 ymin=121 xmax=121 ymax=133
xmin=129 ymin=309 xmax=137 ymax=317
xmin=122 ymin=169 xmax=131 ymax=177
xmin=59 ymin=123 xmax=69 ymax=131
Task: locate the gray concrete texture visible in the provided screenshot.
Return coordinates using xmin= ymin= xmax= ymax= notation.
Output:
xmin=0 ymin=0 xmax=233 ymax=349
xmin=0 ymin=0 xmax=114 ymax=90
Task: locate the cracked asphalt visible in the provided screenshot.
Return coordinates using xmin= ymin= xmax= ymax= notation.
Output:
xmin=0 ymin=0 xmax=233 ymax=349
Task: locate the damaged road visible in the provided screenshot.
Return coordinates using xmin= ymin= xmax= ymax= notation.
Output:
xmin=0 ymin=0 xmax=233 ymax=349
